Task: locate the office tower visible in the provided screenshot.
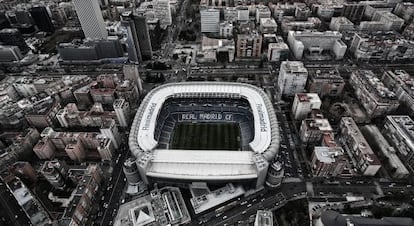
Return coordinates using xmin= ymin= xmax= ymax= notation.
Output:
xmin=121 ymin=12 xmax=153 ymax=61
xmin=29 ymin=6 xmax=55 ymax=33
xmin=121 ymin=11 xmax=142 ymax=63
xmin=0 ymin=28 xmax=29 ymax=53
xmin=0 ymin=45 xmax=22 ymax=62
xmin=72 ymin=0 xmax=107 ymax=39
xmin=201 ymin=9 xmax=220 ymax=33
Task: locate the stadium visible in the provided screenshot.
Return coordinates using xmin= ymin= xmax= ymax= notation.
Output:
xmin=128 ymin=82 xmax=280 ymax=188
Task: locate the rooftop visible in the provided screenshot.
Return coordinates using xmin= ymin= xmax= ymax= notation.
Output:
xmin=314 ymin=146 xmax=344 ymax=163
xmin=296 ymin=93 xmax=321 ymax=103
xmin=341 ymin=117 xmax=380 ymax=165
xmin=352 ymin=70 xmax=397 ymax=102
xmin=385 ymin=115 xmax=414 ymax=149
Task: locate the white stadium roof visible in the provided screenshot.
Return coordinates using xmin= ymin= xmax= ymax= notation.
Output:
xmin=129 ymin=82 xmax=279 ymax=183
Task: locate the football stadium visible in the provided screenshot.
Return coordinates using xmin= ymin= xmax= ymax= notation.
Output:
xmin=128 ymin=82 xmax=280 ymax=188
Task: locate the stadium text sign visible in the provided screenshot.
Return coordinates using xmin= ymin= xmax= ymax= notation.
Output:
xmin=180 ymin=113 xmax=233 ymax=121
xmin=256 ymin=104 xmax=268 ymax=132
xmin=142 ymin=102 xmax=157 ymax=130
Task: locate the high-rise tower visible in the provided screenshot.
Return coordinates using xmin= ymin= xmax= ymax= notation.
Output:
xmin=72 ymin=0 xmax=107 ymax=39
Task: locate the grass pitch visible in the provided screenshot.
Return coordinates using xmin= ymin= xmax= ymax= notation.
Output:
xmin=171 ymin=123 xmax=240 ymax=150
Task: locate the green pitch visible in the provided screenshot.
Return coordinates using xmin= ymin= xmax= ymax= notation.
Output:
xmin=170 ymin=123 xmax=241 ymax=150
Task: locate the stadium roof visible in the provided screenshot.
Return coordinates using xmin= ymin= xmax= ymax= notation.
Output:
xmin=147 ymin=150 xmax=257 ymax=180
xmin=129 ymin=82 xmax=279 ymax=183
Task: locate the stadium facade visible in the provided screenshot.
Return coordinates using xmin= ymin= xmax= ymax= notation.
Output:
xmin=129 ymin=82 xmax=280 ymax=188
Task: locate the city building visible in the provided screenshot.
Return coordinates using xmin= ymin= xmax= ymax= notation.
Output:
xmin=154 ymin=0 xmax=172 ymax=27
xmin=121 ymin=12 xmax=152 ymax=62
xmin=90 ymin=84 xmax=116 ymax=106
xmin=341 ymin=2 xmax=366 ymax=22
xmin=349 ymin=32 xmax=414 ymax=61
xmin=267 ymin=42 xmax=289 ymax=62
xmin=383 ymin=115 xmax=414 ymax=173
xmin=329 ymin=17 xmax=354 ymax=31
xmin=40 ymin=160 xmax=70 ymax=190
xmin=311 ymin=146 xmax=347 ymax=177
xmin=287 ymin=30 xmax=347 ymax=60
xmin=0 ymin=28 xmax=29 ymax=53
xmin=372 ymin=10 xmax=405 ymax=31
xmin=123 ymin=65 xmax=143 ymax=93
xmin=339 ymin=117 xmax=381 ymax=176
xmin=280 ymin=17 xmax=322 ymax=35
xmin=403 ymin=22 xmax=414 ymax=40
xmin=200 ymin=9 xmax=220 ymax=33
xmin=273 ymin=3 xmax=296 ymax=22
xmin=300 ymin=117 xmax=333 ymax=143
xmin=237 ymin=7 xmax=249 ymax=21
xmin=1 ymin=175 xmax=52 ymax=226
xmin=361 ymin=125 xmax=410 ymax=179
xmin=349 ymin=70 xmax=399 ymax=118
xmin=114 ymin=98 xmax=130 ymax=128
xmin=277 ymin=61 xmax=308 ymax=96
xmin=34 ymin=127 xmax=113 ymax=162
xmin=114 ymin=187 xmax=191 ymax=226
xmin=199 ymin=36 xmax=235 ymax=63
xmin=219 ymin=21 xmax=233 ymax=38
xmin=256 ymin=5 xmax=271 ymax=22
xmin=73 ymin=85 xmax=93 ymax=110
xmin=295 ymin=3 xmax=311 ymax=21
xmin=19 ymin=92 xmax=60 ymax=129
xmin=254 ymin=210 xmax=273 ymax=226
xmin=292 ymin=93 xmax=322 ymax=120
xmin=321 ymin=210 xmax=414 ymax=226
xmin=224 ymin=7 xmax=237 ymax=22
xmin=190 ymin=183 xmax=244 ymax=214
xmin=307 ymin=68 xmax=345 ymax=98
xmin=56 ymin=103 xmax=119 ymax=128
xmin=259 ymin=18 xmax=277 ymax=34
xmin=9 ymin=161 xmax=38 ymax=184
xmin=72 ymin=0 xmax=107 ymax=39
xmin=0 ymin=45 xmax=23 ymax=62
xmin=57 ymin=37 xmax=123 ymax=62
xmin=394 ymin=2 xmax=414 ymax=23
xmin=358 ymin=21 xmax=389 ymax=31
xmin=29 ymin=5 xmax=54 ymax=33
xmin=382 ymin=70 xmax=414 ymax=114
xmin=236 ymin=31 xmax=262 ymax=58
xmin=100 ymin=119 xmax=120 ymax=148
xmin=60 ymin=165 xmax=102 ymax=226
xmin=115 ymin=80 xmax=139 ymax=104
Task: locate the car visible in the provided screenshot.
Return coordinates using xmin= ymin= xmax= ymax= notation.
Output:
xmin=222 ymin=216 xmax=227 ymax=220
xmin=247 ymin=204 xmax=252 ymax=207
xmin=241 ymin=211 xmax=247 ymax=215
xmin=241 ymin=201 xmax=247 ymax=205
xmin=345 ymin=181 xmax=351 ymax=185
